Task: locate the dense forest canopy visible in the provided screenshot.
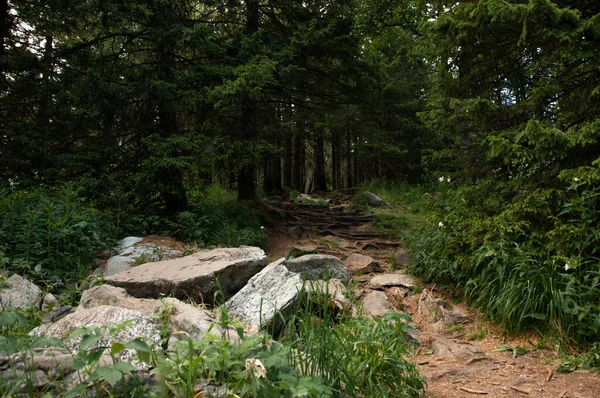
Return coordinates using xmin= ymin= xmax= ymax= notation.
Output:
xmin=1 ymin=0 xmax=600 ymax=347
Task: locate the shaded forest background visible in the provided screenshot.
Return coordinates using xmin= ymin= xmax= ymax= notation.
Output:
xmin=2 ymin=0 xmax=600 ymax=346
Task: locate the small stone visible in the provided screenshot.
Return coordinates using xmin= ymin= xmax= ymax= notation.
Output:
xmin=344 ymin=253 xmax=375 ymax=273
xmin=368 ymin=273 xmax=416 ymax=289
xmin=362 ymin=291 xmax=394 ymax=317
xmin=287 ymin=226 xmax=302 ymax=240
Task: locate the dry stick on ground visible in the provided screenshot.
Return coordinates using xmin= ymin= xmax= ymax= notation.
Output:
xmin=546 ymin=368 xmax=554 ymax=382
xmin=509 ymin=385 xmax=530 ymax=395
xmin=459 ymin=386 xmax=488 ymax=395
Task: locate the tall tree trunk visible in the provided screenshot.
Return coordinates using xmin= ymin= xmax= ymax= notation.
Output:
xmin=157 ymin=29 xmax=188 ymax=213
xmin=331 ymin=131 xmax=341 ymax=190
xmin=346 ymin=128 xmax=352 ymax=188
xmin=353 ymin=133 xmax=359 ymax=187
xmin=282 ymin=103 xmax=293 ymax=188
xmin=292 ymin=132 xmax=303 ymax=191
xmin=273 ymin=135 xmax=282 ymax=191
xmin=314 ymin=133 xmax=327 ymax=191
xmin=237 ymin=0 xmax=260 ymax=201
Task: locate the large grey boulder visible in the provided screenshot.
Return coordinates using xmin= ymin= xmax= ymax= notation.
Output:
xmin=79 ymin=285 xmax=220 ymax=340
xmin=30 ymin=306 xmax=161 ymax=366
xmin=360 ymin=192 xmax=386 ymax=207
xmin=0 ymin=274 xmax=43 ymax=310
xmin=226 ymin=254 xmax=349 ymax=331
xmin=104 ymin=246 xmax=268 ymax=305
xmin=285 ymin=254 xmax=348 ymax=282
xmin=226 ymin=259 xmax=303 ymax=331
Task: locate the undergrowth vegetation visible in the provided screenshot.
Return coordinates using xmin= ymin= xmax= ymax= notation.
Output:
xmin=0 ymin=281 xmax=424 ymax=397
xmin=367 ymin=177 xmax=600 ymax=348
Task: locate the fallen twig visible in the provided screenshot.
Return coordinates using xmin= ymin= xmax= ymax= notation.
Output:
xmin=546 ymin=368 xmax=554 ymax=382
xmin=459 ymin=386 xmax=488 ymax=395
xmin=509 ymin=385 xmax=530 ymax=395
xmin=465 ymin=356 xmax=488 ymax=365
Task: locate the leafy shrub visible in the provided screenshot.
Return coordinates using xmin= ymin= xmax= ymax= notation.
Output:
xmin=404 ymin=177 xmax=600 ymax=346
xmin=0 ymin=184 xmax=115 ymax=287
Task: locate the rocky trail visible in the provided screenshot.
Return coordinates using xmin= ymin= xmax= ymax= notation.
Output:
xmin=264 ymin=197 xmax=600 ymax=398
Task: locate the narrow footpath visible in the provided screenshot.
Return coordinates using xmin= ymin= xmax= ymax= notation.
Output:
xmin=264 ymin=197 xmax=600 ymax=398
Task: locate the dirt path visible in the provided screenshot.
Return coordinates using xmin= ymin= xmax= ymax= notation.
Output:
xmin=264 ymin=201 xmax=600 ymax=398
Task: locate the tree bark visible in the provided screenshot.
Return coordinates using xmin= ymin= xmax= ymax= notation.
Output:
xmin=346 ymin=127 xmax=352 ymax=188
xmin=282 ymin=103 xmax=293 ymax=188
xmin=237 ymin=0 xmax=260 ymax=201
xmin=314 ymin=133 xmax=327 ymax=191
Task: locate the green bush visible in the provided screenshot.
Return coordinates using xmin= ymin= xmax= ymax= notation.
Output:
xmin=0 ymin=184 xmax=115 ymax=287
xmin=404 ymin=177 xmax=600 ymax=346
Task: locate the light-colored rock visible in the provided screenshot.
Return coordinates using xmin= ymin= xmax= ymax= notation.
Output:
xmin=361 ymin=192 xmax=386 ymax=207
xmin=417 ymin=289 xmax=470 ymax=326
xmin=344 ymin=253 xmax=376 ymax=273
xmin=362 ymin=291 xmax=394 ymax=317
xmin=368 ymin=273 xmax=416 ymax=290
xmin=226 ymin=259 xmax=304 ymax=331
xmin=79 ymin=285 xmax=219 ymax=340
xmin=104 ymin=255 xmax=135 ymax=277
xmin=104 ymin=246 xmax=268 ymax=305
xmin=285 ymin=254 xmax=348 ymax=282
xmin=30 ymin=306 xmax=161 ymax=366
xmin=431 ymin=335 xmax=482 ymax=358
xmin=100 ymin=236 xmax=185 ymax=277
xmin=306 ymin=279 xmax=352 ymax=312
xmin=0 ymin=347 xmax=113 ymax=391
xmin=0 ymin=274 xmax=43 ymax=310
xmin=41 ymin=293 xmax=60 ymax=312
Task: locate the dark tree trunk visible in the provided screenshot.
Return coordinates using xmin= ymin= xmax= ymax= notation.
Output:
xmin=331 ymin=131 xmax=341 ymax=190
xmin=292 ymin=132 xmax=303 ymax=191
xmin=353 ymin=133 xmax=359 ymax=186
xmin=282 ymin=103 xmax=293 ymax=188
xmin=158 ymin=29 xmax=188 ymax=213
xmin=273 ymin=135 xmax=282 ymax=191
xmin=314 ymin=133 xmax=327 ymax=191
xmin=346 ymin=128 xmax=352 ymax=188
xmin=237 ymin=0 xmax=260 ymax=201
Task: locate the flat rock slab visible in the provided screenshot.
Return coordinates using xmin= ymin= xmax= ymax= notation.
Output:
xmin=344 ymin=253 xmax=376 ymax=273
xmin=79 ymin=285 xmax=220 ymax=341
xmin=0 ymin=274 xmax=43 ymax=310
xmin=362 ymin=290 xmax=394 ymax=317
xmin=368 ymin=273 xmax=416 ymax=290
xmin=104 ymin=246 xmax=268 ymax=305
xmin=431 ymin=335 xmax=482 ymax=358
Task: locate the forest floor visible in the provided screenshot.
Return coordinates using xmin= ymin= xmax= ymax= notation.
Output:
xmin=264 ymin=199 xmax=600 ymax=398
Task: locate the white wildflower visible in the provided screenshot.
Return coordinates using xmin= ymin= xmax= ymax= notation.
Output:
xmin=564 ymin=263 xmax=571 ymax=271
xmin=438 ymin=176 xmax=444 ymax=182
xmin=573 ymin=178 xmax=580 ymax=182
xmin=245 ymin=358 xmax=267 ymax=379
xmin=438 ymin=222 xmax=444 ymax=228
xmin=446 ymin=177 xmax=451 ymax=183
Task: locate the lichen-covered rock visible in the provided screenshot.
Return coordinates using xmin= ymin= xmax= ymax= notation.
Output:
xmin=79 ymin=285 xmax=220 ymax=341
xmin=226 ymin=259 xmax=304 ymax=331
xmin=30 ymin=306 xmax=161 ymax=367
xmin=0 ymin=274 xmax=43 ymax=310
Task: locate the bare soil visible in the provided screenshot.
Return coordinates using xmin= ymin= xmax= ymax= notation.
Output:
xmin=264 ymin=201 xmax=600 ymax=398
